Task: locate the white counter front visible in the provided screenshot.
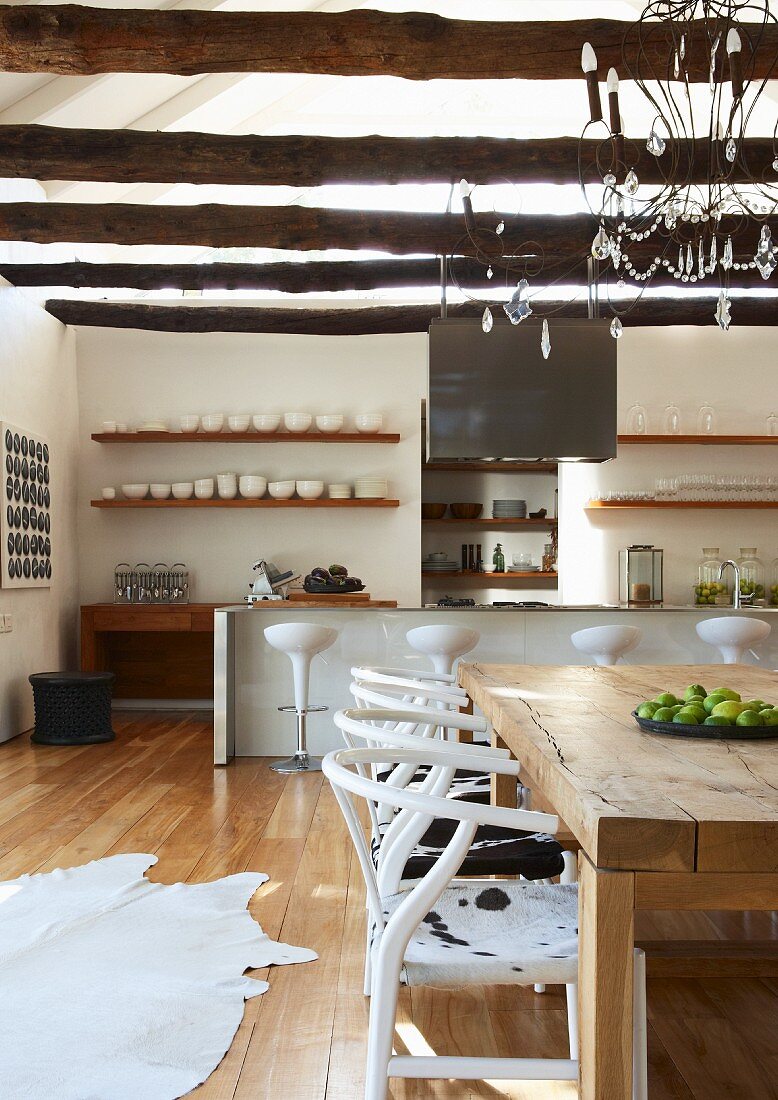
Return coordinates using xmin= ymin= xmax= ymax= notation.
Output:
xmin=214 ymin=606 xmax=777 ymax=761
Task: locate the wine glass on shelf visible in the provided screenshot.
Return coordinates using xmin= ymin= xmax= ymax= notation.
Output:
xmin=767 ymin=413 xmax=778 ymax=436
xmin=697 ymin=405 xmax=716 ymax=435
xmin=625 ymin=404 xmax=648 ymax=434
xmin=663 ymin=404 xmax=682 ymax=434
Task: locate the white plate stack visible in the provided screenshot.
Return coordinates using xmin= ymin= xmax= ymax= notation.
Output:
xmin=422 ymin=558 xmax=459 ymax=574
xmin=492 ymin=498 xmax=527 ymax=519
xmin=355 ymin=477 xmax=388 ymax=499
xmin=328 ymin=483 xmax=352 ymax=499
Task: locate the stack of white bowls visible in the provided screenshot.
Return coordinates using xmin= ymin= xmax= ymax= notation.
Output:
xmin=354 ymin=477 xmax=388 ymax=499
xmin=239 ymin=475 xmax=267 ymax=499
xmin=355 ymin=413 xmax=383 ymax=434
xmin=217 ymin=472 xmax=238 ymax=500
xmin=328 ymin=483 xmax=352 ymax=499
xmin=296 ymin=480 xmax=324 ymax=500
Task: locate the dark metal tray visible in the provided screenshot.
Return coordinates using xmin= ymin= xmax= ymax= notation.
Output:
xmin=303 ymin=581 xmax=366 ymax=594
xmin=631 ymin=710 xmax=778 ymax=740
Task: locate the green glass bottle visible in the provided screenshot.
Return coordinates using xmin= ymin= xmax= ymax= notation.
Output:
xmin=493 ymin=542 xmax=505 ymax=573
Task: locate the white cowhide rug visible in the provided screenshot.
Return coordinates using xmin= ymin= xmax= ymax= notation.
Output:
xmin=0 ymin=853 xmax=317 ymax=1099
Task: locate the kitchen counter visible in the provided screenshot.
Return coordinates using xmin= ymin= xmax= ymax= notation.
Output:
xmin=220 ymin=603 xmax=778 ymax=613
xmin=214 ymin=604 xmax=778 ymax=761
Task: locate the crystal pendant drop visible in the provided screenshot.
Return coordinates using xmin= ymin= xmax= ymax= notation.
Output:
xmin=503 ymin=278 xmax=532 ymax=325
xmin=481 ymin=306 xmax=493 ymax=333
xmin=486 ymin=266 xmax=493 ymax=280
xmin=754 ymin=225 xmax=777 ymax=280
xmin=698 ymin=238 xmax=705 ymax=279
xmin=685 ymin=243 xmax=694 ymax=275
xmin=591 ymin=227 xmax=611 ymax=260
xmin=495 ymin=220 xmax=505 ymax=236
xmin=603 ymin=172 xmax=616 ymax=188
xmin=610 ymin=317 xmax=623 ymax=340
xmin=624 ymin=168 xmax=639 ymax=196
xmin=773 ymin=157 xmax=778 ymax=172
xmin=680 ymin=33 xmax=686 ymax=60
xmin=722 ymin=235 xmax=733 ymax=270
xmin=541 ymin=318 xmax=551 ymax=360
xmin=673 ymin=50 xmax=680 ymax=78
xmin=678 ymin=245 xmax=684 ymax=272
xmin=708 ymin=235 xmax=717 ymax=272
xmin=709 ymin=34 xmax=721 ymax=93
xmin=715 ymin=289 xmax=731 ymax=331
xmin=646 ymin=127 xmax=666 ymax=157
xmin=725 ymin=137 xmax=737 ymax=163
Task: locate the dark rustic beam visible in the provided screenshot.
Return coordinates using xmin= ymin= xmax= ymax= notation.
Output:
xmin=3 ymin=257 xmax=773 ymax=292
xmin=0 ymin=7 xmax=775 ymax=80
xmin=44 ymin=297 xmax=778 ymax=335
xmin=2 ymin=125 xmax=774 ymax=187
xmin=2 ymin=202 xmax=774 ymax=258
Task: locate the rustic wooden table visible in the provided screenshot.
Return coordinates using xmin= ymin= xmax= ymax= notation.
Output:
xmin=458 ymin=662 xmax=778 ymax=1100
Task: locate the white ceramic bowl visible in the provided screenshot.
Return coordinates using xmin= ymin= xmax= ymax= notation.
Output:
xmin=315 ymin=414 xmax=344 ymax=434
xmin=194 ymin=478 xmax=214 ymax=499
xmin=201 ymin=414 xmax=225 ymax=434
xmin=253 ymin=414 xmax=281 ymax=434
xmin=238 ymin=475 xmax=267 ymax=500
xmin=101 ymin=487 xmax=116 ymax=500
xmin=296 ymin=480 xmax=324 ymax=500
xmin=284 ymin=413 xmax=312 ymax=434
xmin=150 ymin=483 xmax=172 ymax=500
xmin=355 ymin=413 xmax=383 ymax=434
xmin=179 ymin=415 xmax=200 ymax=434
xmin=268 ymin=480 xmax=296 ymax=500
xmin=121 ymin=483 xmax=149 ymax=500
xmin=101 ymin=420 xmax=117 ymax=434
xmin=171 ymin=482 xmax=194 ymax=500
xmin=217 ymin=483 xmax=238 ymax=500
xmin=227 ymin=414 xmax=251 ymax=433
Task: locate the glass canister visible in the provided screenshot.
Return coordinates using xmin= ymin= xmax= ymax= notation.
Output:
xmin=619 ymin=544 xmax=663 ymax=604
xmin=694 ymin=547 xmax=730 ymax=606
xmin=770 ymin=551 xmax=778 ymax=607
xmin=737 ymin=547 xmax=765 ymax=604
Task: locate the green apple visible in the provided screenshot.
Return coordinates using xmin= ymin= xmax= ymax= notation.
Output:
xmin=684 ymin=684 xmax=707 ymax=701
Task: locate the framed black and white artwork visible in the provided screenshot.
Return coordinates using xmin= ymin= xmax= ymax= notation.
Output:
xmin=1 ymin=422 xmax=52 ymax=589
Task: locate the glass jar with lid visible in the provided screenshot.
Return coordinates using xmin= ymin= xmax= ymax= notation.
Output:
xmin=737 ymin=547 xmax=765 ymax=604
xmin=769 ymin=550 xmax=778 ymax=607
xmin=694 ymin=547 xmax=730 ymax=606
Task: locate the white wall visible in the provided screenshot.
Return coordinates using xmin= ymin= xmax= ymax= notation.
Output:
xmin=559 ymin=326 xmax=778 ymax=605
xmin=0 ymin=281 xmax=79 ymax=742
xmin=75 ymin=329 xmax=425 ymax=607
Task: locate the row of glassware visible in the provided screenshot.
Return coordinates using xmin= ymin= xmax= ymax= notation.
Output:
xmin=625 ymin=406 xmax=778 ymax=435
xmin=596 ymin=474 xmax=777 ymax=502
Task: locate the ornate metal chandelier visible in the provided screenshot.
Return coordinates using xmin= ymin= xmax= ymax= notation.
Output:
xmin=580 ymin=0 xmax=778 ymax=334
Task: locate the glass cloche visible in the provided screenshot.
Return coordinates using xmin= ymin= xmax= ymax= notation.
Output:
xmin=737 ymin=547 xmax=765 ymax=605
xmin=694 ymin=547 xmax=730 ymax=606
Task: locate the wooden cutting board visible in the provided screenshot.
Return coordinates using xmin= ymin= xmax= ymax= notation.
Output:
xmin=288 ymin=590 xmax=371 ymax=602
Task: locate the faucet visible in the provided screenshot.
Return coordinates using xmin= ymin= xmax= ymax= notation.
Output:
xmin=719 ymin=559 xmax=752 ymax=609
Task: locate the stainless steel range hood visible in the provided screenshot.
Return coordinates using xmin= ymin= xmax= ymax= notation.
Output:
xmin=427 ymin=317 xmax=617 ymax=462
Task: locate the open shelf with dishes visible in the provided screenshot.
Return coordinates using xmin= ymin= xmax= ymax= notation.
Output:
xmin=92 ymin=432 xmax=400 ymax=444
xmin=421 ymin=570 xmax=558 ymax=586
xmin=422 ymin=517 xmax=557 ymax=528
xmin=91 ymin=498 xmax=400 ymax=509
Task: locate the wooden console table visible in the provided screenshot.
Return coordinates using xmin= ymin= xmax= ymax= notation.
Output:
xmin=80 ymin=603 xmax=225 ymax=700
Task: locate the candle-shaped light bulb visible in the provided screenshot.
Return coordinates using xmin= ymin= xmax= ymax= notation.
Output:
xmin=459 ymin=178 xmax=473 ymax=198
xmin=726 ymin=28 xmax=742 ymax=54
xmin=581 ymin=42 xmax=598 ymax=73
xmin=606 ymin=67 xmax=619 ymax=93
xmin=727 ymin=27 xmax=743 ymax=96
xmin=460 ymin=180 xmax=477 ymax=234
xmin=607 ymin=67 xmax=621 ymax=136
xmin=581 ymin=42 xmax=603 ymax=123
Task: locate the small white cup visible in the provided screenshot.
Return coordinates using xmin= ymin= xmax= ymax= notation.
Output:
xmin=171 ymin=482 xmax=194 ymax=500
xmin=101 ymin=420 xmax=117 ymax=434
xmin=227 ymin=414 xmax=251 ymax=433
xmin=101 ymin=486 xmax=116 ymax=500
xmin=201 ymin=414 xmax=225 ymax=434
xmin=268 ymin=480 xmax=296 ymax=499
xmin=179 ymin=415 xmax=200 ymax=434
xmin=238 ymin=475 xmax=267 ymax=500
xmin=115 ymin=422 xmax=128 ymax=433
xmin=296 ymin=480 xmax=324 ymax=500
xmin=284 ymin=412 xmax=313 ymax=434
xmin=253 ymin=414 xmax=281 ymax=434
xmin=150 ymin=483 xmax=172 ymax=500
xmin=194 ymin=478 xmax=214 ymax=499
xmin=355 ymin=413 xmax=384 ymax=434
xmin=315 ymin=414 xmax=344 ymax=434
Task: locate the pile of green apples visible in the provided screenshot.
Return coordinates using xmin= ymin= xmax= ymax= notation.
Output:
xmin=636 ymin=684 xmax=778 ymax=728
xmin=693 ymin=581 xmax=729 ymax=606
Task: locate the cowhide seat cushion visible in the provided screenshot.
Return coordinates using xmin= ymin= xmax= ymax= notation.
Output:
xmin=370 ymin=818 xmax=564 ymax=882
xmin=376 ymin=763 xmax=492 ymax=804
xmin=379 ymin=881 xmax=578 ymax=989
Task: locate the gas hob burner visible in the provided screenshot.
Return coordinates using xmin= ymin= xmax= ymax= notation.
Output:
xmin=492 ymin=600 xmax=550 ymax=608
xmin=437 ymin=597 xmax=476 ymax=608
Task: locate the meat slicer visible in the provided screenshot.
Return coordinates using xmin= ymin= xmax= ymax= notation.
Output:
xmin=244 ymin=559 xmax=300 ymax=604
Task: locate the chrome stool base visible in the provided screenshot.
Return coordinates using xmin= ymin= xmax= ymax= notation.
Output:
xmin=271 ymin=704 xmax=327 ymax=774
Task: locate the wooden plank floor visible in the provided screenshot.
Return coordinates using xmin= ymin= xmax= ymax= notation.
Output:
xmin=1 ymin=711 xmax=776 ymax=1099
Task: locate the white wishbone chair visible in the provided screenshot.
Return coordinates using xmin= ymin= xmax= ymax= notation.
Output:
xmin=323 ymin=744 xmax=648 ymax=1100
xmin=350 ymin=665 xmax=466 ymax=694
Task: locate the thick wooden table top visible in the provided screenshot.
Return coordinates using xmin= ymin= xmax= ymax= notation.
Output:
xmin=459 ymin=664 xmax=778 ymax=874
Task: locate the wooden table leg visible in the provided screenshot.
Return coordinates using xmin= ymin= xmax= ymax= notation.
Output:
xmin=490 ymin=731 xmax=517 ymax=808
xmin=578 ymin=853 xmax=635 ymax=1100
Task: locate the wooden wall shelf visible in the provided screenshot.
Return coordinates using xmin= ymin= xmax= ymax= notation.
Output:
xmin=618 ymin=435 xmax=778 ymax=445
xmin=424 ymin=461 xmax=558 ymax=473
xmin=422 ymin=517 xmax=557 ymax=528
xmin=91 ymin=431 xmax=400 ymax=444
xmin=587 ymin=500 xmax=778 ymax=509
xmin=91 ymin=498 xmax=400 ymax=509
xmin=422 ymin=571 xmax=558 ymax=585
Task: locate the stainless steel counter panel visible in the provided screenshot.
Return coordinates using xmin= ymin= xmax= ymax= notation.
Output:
xmin=214 ymin=606 xmax=777 ymax=762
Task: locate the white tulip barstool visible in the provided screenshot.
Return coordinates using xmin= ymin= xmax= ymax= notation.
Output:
xmin=695 ymin=616 xmax=772 ymax=664
xmin=570 ymin=625 xmax=642 ymax=666
xmin=406 ymin=624 xmax=481 ymax=676
xmin=263 ymin=622 xmax=339 ymax=773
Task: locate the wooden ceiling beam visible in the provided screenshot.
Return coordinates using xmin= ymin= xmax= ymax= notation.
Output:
xmin=1 ymin=202 xmax=774 ymax=258
xmin=1 ymin=125 xmax=774 ymax=187
xmin=2 ymin=258 xmax=773 ymax=292
xmin=0 ymin=7 xmax=776 ymax=80
xmin=44 ymin=298 xmax=778 ymax=335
